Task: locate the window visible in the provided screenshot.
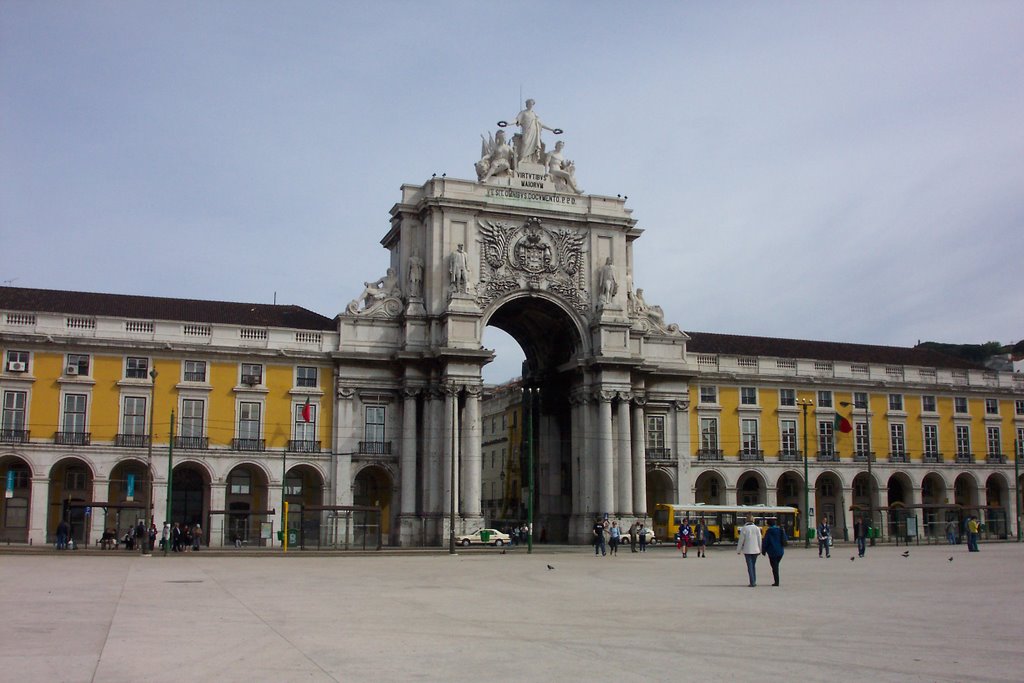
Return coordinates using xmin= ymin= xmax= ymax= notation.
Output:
xmin=699 ymin=386 xmax=717 ymax=404
xmin=2 ymin=391 xmax=27 ymax=432
xmin=122 ymin=397 xmax=147 ymax=435
xmin=66 ymin=354 xmax=90 ymax=375
xmin=184 ymin=360 xmax=206 ymax=383
xmin=6 ymin=350 xmax=29 ymax=372
xmin=125 ymin=357 xmax=149 ymax=379
xmin=779 ymin=389 xmax=795 ymax=407
xmin=699 ymin=417 xmax=718 ymax=451
xmin=819 ymin=480 xmax=835 ymax=497
xmin=63 ymin=394 xmax=87 ymax=433
xmin=888 ymin=394 xmax=904 ymax=411
xmin=955 ymin=425 xmax=971 ymax=455
xmin=985 ymin=399 xmax=999 ymax=416
xmin=230 ymin=470 xmax=251 ymax=495
xmin=921 ymin=395 xmax=937 ymax=413
xmin=987 ymin=427 xmax=1001 ymax=456
xmin=1017 ymin=428 xmax=1024 ymax=457
xmin=1016 ymin=400 xmax=1024 ymax=416
xmin=853 ymin=392 xmax=868 ymax=410
xmin=954 ymin=397 xmax=968 ymax=414
xmin=65 ymin=466 xmax=87 ymax=491
xmin=240 ymin=363 xmax=262 ymax=385
xmin=923 ymin=424 xmax=939 ymax=456
xmin=740 ymin=387 xmax=757 ymax=406
xmin=284 ymin=475 xmax=302 ymax=496
xmin=646 ymin=415 xmax=665 ymax=451
xmin=238 ymin=402 xmax=261 ymax=440
xmin=741 ymin=419 xmax=759 ymax=453
xmin=294 ymin=403 xmax=317 ymax=441
xmin=817 ymin=391 xmax=832 ymax=409
xmin=890 ymin=424 xmax=905 ymax=455
xmin=181 ymin=399 xmax=204 ymax=437
xmin=365 ymin=406 xmax=385 ymax=444
xmin=817 ymin=421 xmax=835 ymax=455
xmin=854 ymin=422 xmax=869 ymax=457
xmin=4 ymin=497 xmax=27 ymax=528
xmin=296 ymin=366 xmax=318 ymax=388
xmin=780 ymin=419 xmax=797 ymax=455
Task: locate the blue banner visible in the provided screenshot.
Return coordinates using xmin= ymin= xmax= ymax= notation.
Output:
xmin=127 ymin=474 xmax=135 ymax=501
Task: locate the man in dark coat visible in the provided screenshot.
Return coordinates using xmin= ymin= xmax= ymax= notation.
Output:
xmin=762 ymin=518 xmax=788 ymax=587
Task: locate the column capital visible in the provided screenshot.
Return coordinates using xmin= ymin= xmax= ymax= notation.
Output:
xmin=337 ymin=386 xmax=356 ymax=401
xmin=672 ymin=398 xmax=691 ymax=413
xmin=632 ymin=395 xmax=648 ymax=408
xmin=401 ymin=387 xmax=421 ymax=399
xmin=464 ymin=384 xmax=483 ymax=398
xmin=596 ymin=389 xmax=617 ymax=403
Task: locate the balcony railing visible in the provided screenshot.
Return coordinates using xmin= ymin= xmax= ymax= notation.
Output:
xmin=955 ymin=452 xmax=974 ymax=464
xmin=645 ymin=447 xmax=673 ymax=461
xmin=359 ymin=441 xmax=392 ymax=455
xmin=889 ymin=451 xmax=909 ymax=464
xmin=816 ymin=452 xmax=839 ymax=463
xmin=853 ymin=452 xmax=876 ymax=463
xmin=696 ymin=449 xmax=723 ymax=461
xmin=183 ymin=371 xmax=206 ymax=382
xmin=922 ymin=452 xmax=943 ymax=464
xmin=986 ymin=453 xmax=1007 ymax=464
xmin=175 ymin=436 xmax=209 ymax=450
xmin=0 ymin=428 xmax=29 ymax=444
xmin=777 ymin=450 xmax=802 ymax=462
xmin=55 ymin=431 xmax=90 ymax=446
xmin=115 ymin=433 xmax=150 ymax=448
xmin=232 ymin=438 xmax=266 ymax=452
xmin=739 ymin=450 xmax=764 ymax=462
xmin=288 ymin=439 xmax=321 ymax=453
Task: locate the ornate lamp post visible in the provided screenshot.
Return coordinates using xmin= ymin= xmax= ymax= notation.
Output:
xmin=842 ymin=399 xmax=872 ymax=545
xmin=797 ymin=398 xmax=813 ymax=548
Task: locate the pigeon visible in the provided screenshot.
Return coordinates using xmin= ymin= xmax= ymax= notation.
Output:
xmin=948 ymin=557 xmax=954 ymax=562
xmin=850 ymin=556 xmax=855 ymax=561
xmin=901 ymin=551 xmax=910 ymax=558
xmin=547 ymin=564 xmax=555 ymax=570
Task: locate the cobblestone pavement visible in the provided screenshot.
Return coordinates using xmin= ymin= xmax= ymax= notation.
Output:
xmin=1 ymin=542 xmax=1021 ymax=682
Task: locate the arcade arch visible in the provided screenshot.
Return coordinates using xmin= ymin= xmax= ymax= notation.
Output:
xmin=736 ymin=470 xmax=767 ymax=505
xmin=775 ymin=470 xmax=803 ymax=510
xmin=0 ymin=455 xmax=32 ymax=542
xmin=48 ymin=457 xmax=93 ymax=545
xmin=354 ymin=465 xmax=392 ymax=540
xmin=694 ymin=471 xmax=725 ymax=505
xmin=814 ymin=471 xmax=844 ymax=533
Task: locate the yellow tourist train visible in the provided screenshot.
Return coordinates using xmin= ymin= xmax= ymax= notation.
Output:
xmin=653 ymin=503 xmax=801 ymax=545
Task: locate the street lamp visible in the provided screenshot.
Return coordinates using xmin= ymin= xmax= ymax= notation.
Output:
xmin=841 ymin=399 xmax=872 ymax=545
xmin=797 ymin=398 xmax=813 ymax=548
xmin=142 ymin=368 xmax=157 ymax=556
xmin=523 ymin=386 xmax=537 ymax=554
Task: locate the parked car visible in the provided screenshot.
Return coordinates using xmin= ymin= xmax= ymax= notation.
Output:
xmin=618 ymin=529 xmax=657 ymax=546
xmin=455 ymin=528 xmax=511 ymax=546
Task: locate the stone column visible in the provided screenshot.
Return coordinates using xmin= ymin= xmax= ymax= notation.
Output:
xmin=841 ymin=486 xmax=855 ymax=541
xmin=90 ymin=478 xmax=109 ymax=545
xmin=673 ymin=399 xmax=693 ymax=504
xmin=422 ymin=388 xmax=440 ymax=516
xmin=461 ymin=384 xmax=482 ymax=520
xmin=400 ymin=388 xmax=418 ymax=515
xmin=442 ymin=384 xmax=458 ymax=516
xmin=28 ymin=476 xmax=49 ymax=545
xmin=334 ymin=387 xmax=355 ymax=507
xmin=209 ymin=482 xmax=227 ymax=547
xmin=597 ymin=390 xmax=615 ymax=516
xmin=631 ymin=398 xmax=647 ymax=517
xmin=616 ymin=393 xmax=633 ymax=516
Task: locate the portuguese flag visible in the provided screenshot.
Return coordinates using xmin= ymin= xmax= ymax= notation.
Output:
xmin=834 ymin=413 xmax=853 ymax=434
xmin=301 ymin=397 xmax=312 ymax=423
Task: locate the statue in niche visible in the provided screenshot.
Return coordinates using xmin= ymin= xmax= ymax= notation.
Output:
xmin=506 ymin=99 xmax=561 ymax=165
xmin=449 ymin=244 xmax=471 ymax=294
xmin=544 ymin=141 xmax=582 ymax=194
xmin=633 ymin=288 xmax=664 ymax=325
xmin=597 ymin=257 xmax=617 ymax=305
xmin=407 ymin=251 xmax=424 ymax=298
xmin=347 ymin=267 xmax=402 ymax=315
xmin=475 ymin=129 xmax=516 ymax=182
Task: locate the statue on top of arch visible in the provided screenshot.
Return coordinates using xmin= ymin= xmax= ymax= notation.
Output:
xmin=475 ymin=99 xmax=583 ymax=195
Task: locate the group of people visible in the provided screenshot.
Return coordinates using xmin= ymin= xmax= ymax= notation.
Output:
xmin=160 ymin=522 xmax=203 ymax=552
xmin=674 ymin=519 xmax=708 ymax=558
xmin=736 ymin=515 xmax=789 ymax=587
xmin=592 ymin=518 xmax=650 ymax=556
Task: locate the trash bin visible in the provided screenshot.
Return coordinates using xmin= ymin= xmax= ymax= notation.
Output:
xmin=808 ymin=528 xmax=816 ymax=540
xmin=288 ymin=529 xmax=298 ymax=546
xmin=479 ymin=530 xmax=491 ymax=543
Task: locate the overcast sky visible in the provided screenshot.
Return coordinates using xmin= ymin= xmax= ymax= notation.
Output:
xmin=2 ymin=2 xmax=1021 ymax=384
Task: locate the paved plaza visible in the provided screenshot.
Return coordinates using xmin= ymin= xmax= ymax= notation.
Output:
xmin=1 ymin=542 xmax=1022 ymax=682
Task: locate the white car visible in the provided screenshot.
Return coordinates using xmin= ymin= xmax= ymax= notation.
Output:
xmin=618 ymin=529 xmax=657 ymax=546
xmin=455 ymin=528 xmax=511 ymax=546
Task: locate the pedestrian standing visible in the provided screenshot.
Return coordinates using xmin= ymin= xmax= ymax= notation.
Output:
xmin=967 ymin=516 xmax=980 ymax=552
xmin=737 ymin=514 xmax=762 ymax=587
xmin=55 ymin=519 xmax=70 ymax=550
xmin=172 ymin=522 xmax=182 ymax=552
xmin=628 ymin=521 xmax=638 ymax=553
xmin=609 ymin=521 xmax=621 ymax=555
xmin=853 ymin=517 xmax=867 ymax=558
xmin=192 ymin=524 xmax=202 ymax=551
xmin=593 ymin=517 xmax=607 ymax=556
xmin=817 ymin=516 xmax=832 ymax=558
xmin=161 ymin=522 xmax=170 ymax=552
xmin=695 ymin=519 xmax=707 ymax=558
xmin=680 ymin=519 xmax=692 ymax=558
xmin=638 ymin=521 xmax=648 ymax=552
xmin=762 ymin=518 xmax=787 ymax=586
xmin=945 ymin=519 xmax=957 ymax=545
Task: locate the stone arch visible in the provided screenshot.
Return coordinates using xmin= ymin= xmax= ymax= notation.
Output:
xmin=985 ymin=472 xmax=1010 ymax=539
xmin=775 ymin=470 xmax=804 ymax=511
xmin=482 ymin=291 xmax=590 ymax=368
xmin=814 ymin=470 xmax=844 ymax=531
xmin=646 ymin=468 xmax=673 ymax=517
xmin=887 ymin=472 xmax=914 ymax=506
xmin=954 ymin=472 xmax=979 ymax=507
xmin=222 ymin=462 xmax=269 ymax=546
xmin=284 ymin=463 xmax=327 ymax=547
xmin=48 ymin=457 xmax=95 ymax=546
xmin=0 ymin=454 xmax=33 ymax=542
xmin=106 ymin=457 xmax=149 ymax=536
xmin=735 ymin=470 xmax=768 ymax=505
xmin=920 ymin=471 xmax=949 ymax=539
xmin=693 ymin=470 xmax=725 ymax=504
xmin=354 ymin=464 xmax=394 ymax=542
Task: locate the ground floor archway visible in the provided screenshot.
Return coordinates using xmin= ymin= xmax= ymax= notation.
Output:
xmin=814 ymin=471 xmax=844 ymax=537
xmin=48 ymin=457 xmax=93 ymax=545
xmin=646 ymin=469 xmax=673 ymax=517
xmin=0 ymin=455 xmax=31 ymax=542
xmin=354 ymin=465 xmax=392 ymax=542
xmin=694 ymin=470 xmax=724 ymax=504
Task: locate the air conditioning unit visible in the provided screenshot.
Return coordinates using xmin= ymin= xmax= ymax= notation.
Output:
xmin=7 ymin=361 xmax=26 ymax=372
xmin=241 ymin=375 xmax=260 ymax=386
xmin=65 ymin=365 xmax=79 ymax=376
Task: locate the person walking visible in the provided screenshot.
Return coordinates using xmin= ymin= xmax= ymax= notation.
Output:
xmin=695 ymin=519 xmax=707 ymax=558
xmin=762 ymin=518 xmax=788 ymax=587
xmin=628 ymin=521 xmax=638 ymax=553
xmin=817 ymin=516 xmax=832 ymax=558
xmin=593 ymin=517 xmax=607 ymax=556
xmin=853 ymin=517 xmax=867 ymax=558
xmin=967 ymin=516 xmax=980 ymax=552
xmin=737 ymin=515 xmax=762 ymax=587
xmin=609 ymin=521 xmax=621 ymax=556
xmin=679 ymin=520 xmax=692 ymax=558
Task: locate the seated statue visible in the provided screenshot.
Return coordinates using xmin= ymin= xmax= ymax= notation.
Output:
xmin=356 ymin=268 xmax=400 ymax=310
xmin=545 ymin=141 xmax=582 ymax=194
xmin=476 ymin=130 xmax=516 ymax=182
xmin=634 ymin=288 xmax=664 ymax=324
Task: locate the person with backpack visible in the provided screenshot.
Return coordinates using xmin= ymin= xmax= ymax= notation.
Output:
xmin=679 ymin=519 xmax=692 ymax=558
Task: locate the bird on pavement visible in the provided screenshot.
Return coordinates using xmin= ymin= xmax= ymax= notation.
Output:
xmin=901 ymin=551 xmax=910 ymax=558
xmin=850 ymin=556 xmax=855 ymax=561
xmin=948 ymin=557 xmax=954 ymax=562
xmin=547 ymin=564 xmax=555 ymax=570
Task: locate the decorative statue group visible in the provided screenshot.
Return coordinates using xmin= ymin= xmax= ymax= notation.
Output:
xmin=475 ymin=99 xmax=582 ymax=195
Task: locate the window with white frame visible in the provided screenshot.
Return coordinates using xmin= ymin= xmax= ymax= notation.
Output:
xmin=238 ymin=402 xmax=261 ymax=440
xmin=888 ymin=394 xmax=904 ymax=411
xmin=294 ymin=403 xmax=317 ymax=442
xmin=954 ymin=397 xmax=968 ymax=414
xmin=817 ymin=420 xmax=835 ymax=455
xmin=817 ymin=391 xmax=832 ymax=409
xmin=740 ymin=387 xmax=757 ymax=406
xmin=184 ymin=360 xmax=206 ymax=383
xmin=63 ymin=394 xmax=87 ymax=433
xmin=987 ymin=426 xmax=1001 ymax=456
xmin=921 ymin=395 xmax=937 ymax=413
xmin=2 ymin=391 xmax=27 ymax=433
xmin=65 ymin=466 xmax=88 ymax=491
xmin=181 ymin=399 xmax=205 ymax=437
xmin=923 ymin=424 xmax=939 ymax=457
xmin=955 ymin=425 xmax=971 ymax=455
xmin=779 ymin=389 xmax=795 ymax=407
xmin=853 ymin=392 xmax=869 ymax=410
xmin=646 ymin=415 xmax=666 ymax=452
xmin=66 ymin=354 xmax=90 ymax=376
xmin=122 ymin=397 xmax=147 ymax=435
xmin=890 ymin=423 xmax=906 ymax=455
xmin=240 ymin=363 xmax=262 ymax=385
xmin=741 ymin=419 xmax=759 ymax=453
xmin=985 ymin=398 xmax=999 ymax=416
xmin=230 ymin=469 xmax=251 ymax=495
xmin=699 ymin=417 xmax=718 ymax=451
xmin=125 ymin=357 xmax=149 ymax=379
xmin=364 ymin=406 xmax=385 ymax=444
xmin=699 ymin=386 xmax=717 ymax=404
xmin=296 ymin=366 xmax=318 ymax=388
xmin=284 ymin=474 xmax=302 ymax=496
xmin=5 ymin=350 xmax=29 ymax=372
xmin=854 ymin=422 xmax=869 ymax=457
xmin=1017 ymin=427 xmax=1024 ymax=457
xmin=780 ymin=419 xmax=797 ymax=454
xmin=1016 ymin=400 xmax=1024 ymax=416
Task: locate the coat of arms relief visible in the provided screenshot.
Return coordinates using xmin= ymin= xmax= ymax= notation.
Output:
xmin=476 ymin=217 xmax=588 ymax=314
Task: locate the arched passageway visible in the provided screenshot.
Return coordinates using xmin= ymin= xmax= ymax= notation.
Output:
xmin=814 ymin=471 xmax=844 ymax=536
xmin=48 ymin=458 xmax=93 ymax=545
xmin=985 ymin=473 xmax=1009 ymax=539
xmin=284 ymin=464 xmax=326 ymax=546
xmin=694 ymin=471 xmax=725 ymax=505
xmin=0 ymin=455 xmax=31 ymax=542
xmin=354 ymin=465 xmax=392 ymax=543
xmin=736 ymin=471 xmax=766 ymax=505
xmin=646 ymin=469 xmax=673 ymax=518
xmin=222 ymin=463 xmax=265 ymax=546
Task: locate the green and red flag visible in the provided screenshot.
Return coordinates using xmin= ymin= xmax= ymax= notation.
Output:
xmin=835 ymin=413 xmax=853 ymax=434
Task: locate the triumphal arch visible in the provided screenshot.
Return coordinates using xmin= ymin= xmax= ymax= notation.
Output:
xmin=337 ymin=102 xmax=692 ymax=545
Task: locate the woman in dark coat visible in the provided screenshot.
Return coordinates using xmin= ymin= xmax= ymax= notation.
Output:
xmin=761 ymin=518 xmax=788 ymax=587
